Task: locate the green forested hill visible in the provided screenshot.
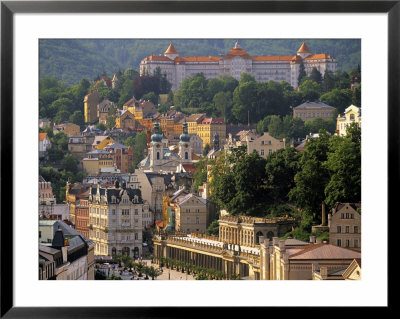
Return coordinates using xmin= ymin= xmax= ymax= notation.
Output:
xmin=39 ymin=39 xmax=361 ymax=86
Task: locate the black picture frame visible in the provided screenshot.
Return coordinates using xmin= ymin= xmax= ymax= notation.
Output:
xmin=1 ymin=0 xmax=396 ymax=317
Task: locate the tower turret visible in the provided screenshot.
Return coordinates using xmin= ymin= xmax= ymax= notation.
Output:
xmin=164 ymin=42 xmax=179 ymax=60
xmin=179 ymin=120 xmax=192 ymax=163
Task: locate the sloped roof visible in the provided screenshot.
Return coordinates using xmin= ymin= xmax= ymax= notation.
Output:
xmin=39 ymin=133 xmax=48 ymax=141
xmin=288 ymin=243 xmax=361 ymax=260
xmin=298 ymin=42 xmax=311 ymax=53
xmin=165 ymin=42 xmax=178 ymax=55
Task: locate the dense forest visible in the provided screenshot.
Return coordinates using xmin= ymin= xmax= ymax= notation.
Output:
xmin=40 ymin=39 xmax=361 ymax=86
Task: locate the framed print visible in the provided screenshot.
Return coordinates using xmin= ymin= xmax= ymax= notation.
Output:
xmin=1 ymin=0 xmax=397 ymax=317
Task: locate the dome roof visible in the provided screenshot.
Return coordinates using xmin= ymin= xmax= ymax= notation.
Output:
xmin=151 ymin=122 xmax=163 ymax=143
xmin=179 ymin=121 xmax=190 ymax=143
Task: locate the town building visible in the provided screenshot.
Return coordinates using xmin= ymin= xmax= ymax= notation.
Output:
xmin=39 ymin=132 xmax=51 ymax=157
xmin=39 ymin=118 xmax=52 ymax=129
xmin=115 ymin=110 xmax=136 ymax=131
xmin=97 ymin=98 xmax=115 ymax=125
xmin=53 ymin=122 xmax=81 ymax=137
xmin=88 ymin=183 xmax=149 ymax=258
xmin=39 ymin=220 xmax=95 ymax=280
xmin=127 ymin=169 xmax=175 ymax=222
xmin=186 ymin=113 xmax=206 ymax=135
xmin=84 ymin=91 xmax=100 ymax=124
xmin=336 ymin=104 xmax=361 ymax=136
xmin=82 ymin=150 xmax=115 ymax=175
xmin=65 ymin=182 xmax=91 ymax=226
xmin=190 ymin=134 xmax=203 ymax=155
xmin=328 ymin=203 xmax=361 ymax=251
xmin=122 ymin=97 xmax=157 ymax=124
xmin=293 ymin=101 xmax=336 ymax=121
xmin=68 ymin=136 xmax=88 ymax=159
xmin=197 ymin=117 xmax=226 ymax=149
xmin=172 ymin=193 xmax=215 ymax=234
xmin=39 ymin=176 xmax=56 ymax=219
xmin=246 ymin=132 xmax=285 ymax=158
xmin=140 ymin=41 xmax=337 ymax=90
xmin=260 ymin=238 xmax=361 ymax=280
xmin=103 ymin=143 xmax=134 ymax=173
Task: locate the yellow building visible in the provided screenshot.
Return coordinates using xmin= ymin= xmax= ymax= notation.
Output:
xmin=186 ymin=113 xmax=206 ymax=135
xmin=53 ymin=122 xmax=81 ymax=137
xmin=82 ymin=150 xmax=114 ymax=175
xmin=197 ymin=117 xmax=226 ymax=149
xmin=246 ymin=132 xmax=285 ymax=158
xmin=115 ymin=110 xmax=136 ymax=131
xmin=123 ymin=97 xmax=157 ymax=124
xmin=84 ymin=91 xmax=100 ymax=124
xmin=336 ymin=104 xmax=361 ymax=136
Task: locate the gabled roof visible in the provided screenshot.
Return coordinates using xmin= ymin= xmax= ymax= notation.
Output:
xmin=39 ymin=133 xmax=48 ymax=141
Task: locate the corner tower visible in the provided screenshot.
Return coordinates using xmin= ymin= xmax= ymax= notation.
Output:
xmin=164 ymin=42 xmax=179 ymax=60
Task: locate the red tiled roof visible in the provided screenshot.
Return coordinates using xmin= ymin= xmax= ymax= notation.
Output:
xmin=298 ymin=42 xmax=311 ymax=53
xmin=304 ymin=53 xmax=333 ymax=60
xmin=165 ymin=42 xmax=178 ymax=55
xmin=39 ymin=133 xmax=48 ymax=141
xmin=143 ymin=55 xmax=173 ymax=62
xmin=201 ymin=118 xmax=225 ymax=125
xmin=225 ymin=47 xmax=251 ymax=59
xmin=252 ymin=56 xmax=294 ymax=61
xmin=182 ymin=164 xmax=197 ymax=173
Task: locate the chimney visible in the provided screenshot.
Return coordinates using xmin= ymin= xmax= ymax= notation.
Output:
xmin=309 ymin=235 xmax=316 ymax=243
xmin=321 ymin=201 xmax=326 ymax=226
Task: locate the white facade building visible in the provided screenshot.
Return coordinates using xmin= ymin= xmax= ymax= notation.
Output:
xmin=140 ymin=41 xmax=337 ymax=90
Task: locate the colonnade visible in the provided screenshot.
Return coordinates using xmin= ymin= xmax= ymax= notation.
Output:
xmin=219 ymin=226 xmax=255 ymax=246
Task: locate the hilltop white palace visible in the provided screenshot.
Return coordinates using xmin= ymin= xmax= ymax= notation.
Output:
xmin=139 ymin=41 xmax=337 ymax=90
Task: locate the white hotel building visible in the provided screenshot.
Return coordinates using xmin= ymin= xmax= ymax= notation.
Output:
xmin=140 ymin=41 xmax=337 ymax=90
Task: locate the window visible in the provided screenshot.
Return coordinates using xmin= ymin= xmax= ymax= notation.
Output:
xmin=354 ymin=226 xmax=359 ymax=233
xmin=345 ymin=240 xmax=350 ymax=247
xmin=196 ymin=217 xmax=200 ymax=224
xmin=186 ymin=217 xmax=190 ymax=224
xmin=354 ymin=239 xmax=359 ymax=248
xmin=345 ymin=226 xmax=350 ymax=233
xmin=337 ymin=226 xmax=341 ymax=233
xmin=135 ymin=233 xmax=138 ymax=240
xmin=135 ymin=209 xmax=138 ymax=215
xmin=337 ymin=239 xmax=342 ymax=247
xmin=261 ymin=149 xmax=264 ymax=156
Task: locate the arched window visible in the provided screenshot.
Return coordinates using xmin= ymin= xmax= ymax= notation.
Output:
xmin=255 ymin=231 xmax=264 ymax=244
xmin=157 ymin=152 xmax=160 ymax=160
xmin=267 ymin=231 xmax=274 ymax=240
xmin=185 ymin=152 xmax=188 ymax=160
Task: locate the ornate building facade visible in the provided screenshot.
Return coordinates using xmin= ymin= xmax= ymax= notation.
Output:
xmin=140 ymin=41 xmax=337 ymax=90
xmin=88 ymin=183 xmax=149 ymax=258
